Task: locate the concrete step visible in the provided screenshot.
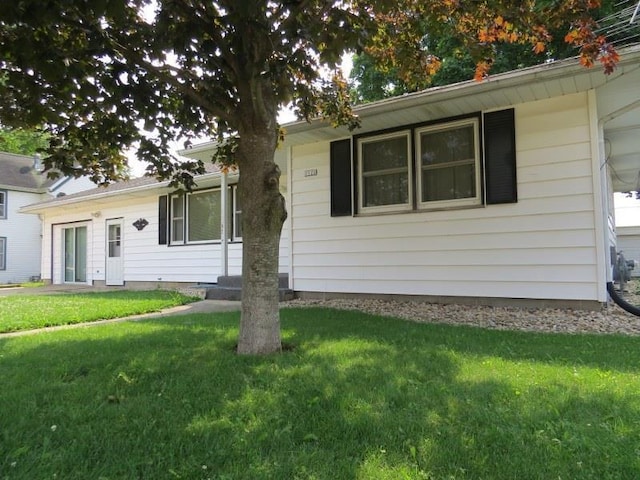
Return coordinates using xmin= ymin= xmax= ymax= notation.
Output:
xmin=205 ymin=274 xmax=293 ymax=302
xmin=204 ymin=286 xmax=294 ymax=302
xmin=217 ymin=274 xmax=290 ymax=289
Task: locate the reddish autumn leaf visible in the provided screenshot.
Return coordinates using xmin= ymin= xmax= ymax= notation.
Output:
xmin=533 ymin=41 xmax=546 ymax=54
xmin=367 ymin=0 xmax=615 ymax=85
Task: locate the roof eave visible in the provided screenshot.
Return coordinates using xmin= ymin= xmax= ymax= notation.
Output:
xmin=18 ymin=171 xmax=232 ymax=213
xmin=285 ymin=44 xmax=640 ymax=135
xmin=0 ymin=184 xmax=47 ymax=194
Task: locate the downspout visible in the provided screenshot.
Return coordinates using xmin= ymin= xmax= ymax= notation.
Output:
xmin=50 ymin=222 xmax=54 ymax=284
xmin=286 ymin=145 xmax=294 ymax=291
xmin=589 ymin=90 xmax=610 ymax=304
xmin=221 ymin=171 xmax=228 ymax=277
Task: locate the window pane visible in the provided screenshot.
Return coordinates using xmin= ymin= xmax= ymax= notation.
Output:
xmin=172 ymin=196 xmax=183 ymax=213
xmin=419 ymin=122 xmax=478 ymax=204
xmin=64 ymin=229 xmax=75 ymax=282
xmin=233 ymin=187 xmax=242 ymax=239
xmin=364 ymin=172 xmax=409 ymax=207
xmin=234 ymin=212 xmax=242 ymax=238
xmin=63 ymin=227 xmax=87 ymax=282
xmin=420 ymin=125 xmax=475 ymax=166
xmin=75 ymin=227 xmax=87 ymax=282
xmin=108 ymin=224 xmax=121 ymax=258
xmin=188 ymin=190 xmax=221 ymax=242
xmin=171 ymin=219 xmax=184 ymax=242
xmin=362 ymin=135 xmax=408 ymax=172
xmin=360 ymin=133 xmax=410 ymax=209
xmin=171 ymin=196 xmax=184 ymax=243
xmin=422 ymin=163 xmax=476 ymax=202
xmin=0 ymin=191 xmax=5 ymax=218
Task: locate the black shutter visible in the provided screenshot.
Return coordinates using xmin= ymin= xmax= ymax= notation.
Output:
xmin=330 ymin=138 xmax=353 ymax=216
xmin=484 ymin=109 xmax=517 ymax=204
xmin=158 ymin=195 xmax=168 ymax=245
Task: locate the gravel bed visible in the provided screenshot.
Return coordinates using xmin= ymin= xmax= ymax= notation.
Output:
xmin=283 ymin=281 xmax=640 ymax=336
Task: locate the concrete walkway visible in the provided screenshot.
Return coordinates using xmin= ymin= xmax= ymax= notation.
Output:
xmin=0 ymin=285 xmax=241 ymax=338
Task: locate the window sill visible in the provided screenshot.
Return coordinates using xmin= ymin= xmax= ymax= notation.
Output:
xmin=355 ymin=202 xmax=485 ymax=217
xmin=168 ymin=240 xmax=243 ymax=247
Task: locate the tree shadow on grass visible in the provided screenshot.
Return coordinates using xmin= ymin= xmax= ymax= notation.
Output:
xmin=1 ymin=308 xmax=639 ymax=479
xmin=283 ymin=307 xmax=640 ymax=373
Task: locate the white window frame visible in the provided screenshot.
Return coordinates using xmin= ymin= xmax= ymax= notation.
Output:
xmin=0 ymin=237 xmax=5 ymax=270
xmin=357 ymin=130 xmax=413 ymax=215
xmin=415 ymin=117 xmax=482 ymax=210
xmin=0 ymin=190 xmax=6 ymax=219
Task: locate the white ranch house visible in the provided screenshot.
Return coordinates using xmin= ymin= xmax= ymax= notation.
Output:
xmin=21 ymin=44 xmax=640 ymax=309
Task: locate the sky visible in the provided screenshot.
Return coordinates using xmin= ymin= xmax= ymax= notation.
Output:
xmin=614 ymin=192 xmax=640 ymax=227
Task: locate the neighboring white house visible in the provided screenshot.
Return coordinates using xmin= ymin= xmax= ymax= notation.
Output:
xmin=0 ymin=151 xmax=96 ymax=284
xmin=615 ymin=193 xmax=640 ymax=277
xmin=20 ymin=44 xmax=640 ymax=309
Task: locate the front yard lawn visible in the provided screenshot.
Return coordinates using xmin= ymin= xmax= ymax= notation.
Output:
xmin=0 ymin=290 xmax=197 ymax=333
xmin=1 ymin=307 xmax=639 ymax=479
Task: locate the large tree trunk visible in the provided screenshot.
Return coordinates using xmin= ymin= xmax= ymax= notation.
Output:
xmin=235 ymin=124 xmax=287 ymax=355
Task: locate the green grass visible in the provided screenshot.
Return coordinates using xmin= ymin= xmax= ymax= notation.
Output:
xmin=1 ymin=308 xmax=640 ymax=479
xmin=0 ymin=290 xmax=197 ymax=333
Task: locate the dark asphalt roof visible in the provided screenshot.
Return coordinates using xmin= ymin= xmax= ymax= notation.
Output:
xmin=0 ymin=152 xmax=57 ymax=191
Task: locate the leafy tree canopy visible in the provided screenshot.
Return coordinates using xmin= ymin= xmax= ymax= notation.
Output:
xmin=0 ymin=0 xmax=617 ymax=184
xmin=351 ymin=0 xmax=618 ymax=103
xmin=0 ymin=126 xmax=49 ymax=156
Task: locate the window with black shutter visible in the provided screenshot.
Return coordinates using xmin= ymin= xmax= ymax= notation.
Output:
xmin=329 ymin=108 xmax=517 ymax=215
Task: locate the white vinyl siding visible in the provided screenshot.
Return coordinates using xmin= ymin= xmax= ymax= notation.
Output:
xmin=0 ymin=190 xmax=42 ymax=284
xmin=290 ymin=92 xmax=601 ymax=302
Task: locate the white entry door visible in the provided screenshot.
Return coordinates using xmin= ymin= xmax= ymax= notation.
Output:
xmin=105 ymin=218 xmax=124 ymax=286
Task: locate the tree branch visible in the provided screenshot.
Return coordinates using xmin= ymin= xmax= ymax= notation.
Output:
xmin=108 ymin=39 xmax=237 ymax=126
xmin=171 ymin=0 xmax=244 ymax=85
